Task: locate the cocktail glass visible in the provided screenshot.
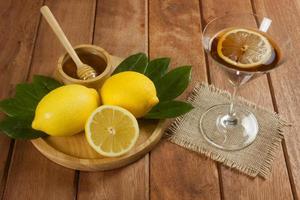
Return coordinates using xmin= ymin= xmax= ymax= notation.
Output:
xmin=200 ymin=13 xmax=290 ymax=150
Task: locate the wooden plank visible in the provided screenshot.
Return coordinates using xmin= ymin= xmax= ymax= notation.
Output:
xmin=77 ymin=0 xmax=149 ymax=199
xmin=0 ymin=135 xmax=11 ymax=198
xmin=0 ymin=0 xmax=43 ymax=198
xmin=200 ymin=0 xmax=293 ymax=199
xmin=78 ymin=157 xmax=149 ymax=199
xmin=253 ymin=0 xmax=300 ymax=198
xmin=91 ymin=0 xmax=148 ymax=57
xmin=2 ymin=1 xmax=96 ymax=199
xmin=149 ymin=1 xmax=221 ymax=199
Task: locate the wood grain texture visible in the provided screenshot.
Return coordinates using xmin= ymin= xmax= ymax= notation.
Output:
xmin=77 ymin=0 xmax=150 ymax=199
xmin=201 ymin=0 xmax=293 ymax=199
xmin=0 ymin=135 xmax=10 ymax=198
xmin=149 ymin=1 xmax=221 ymax=199
xmin=3 ymin=142 xmax=75 ymax=200
xmin=31 ymin=119 xmax=163 ymax=171
xmin=1 ymin=0 xmax=299 ymax=199
xmin=2 ymin=1 xmax=96 ymax=199
xmin=0 ymin=0 xmax=43 ymax=198
xmin=253 ymin=0 xmax=300 ymax=198
xmin=92 ymin=0 xmax=148 ymax=57
xmin=78 ymin=157 xmax=149 ymax=200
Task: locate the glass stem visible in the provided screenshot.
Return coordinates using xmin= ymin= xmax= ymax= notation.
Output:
xmin=229 ymin=86 xmax=238 ymax=117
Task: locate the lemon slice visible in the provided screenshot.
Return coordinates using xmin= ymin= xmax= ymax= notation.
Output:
xmin=85 ymin=105 xmax=139 ymax=157
xmin=217 ymin=28 xmax=272 ymax=68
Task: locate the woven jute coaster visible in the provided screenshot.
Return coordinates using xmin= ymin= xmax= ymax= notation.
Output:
xmin=166 ymin=82 xmax=289 ymax=178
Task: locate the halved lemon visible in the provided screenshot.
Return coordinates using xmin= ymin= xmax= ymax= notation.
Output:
xmin=85 ymin=105 xmax=139 ymax=157
xmin=217 ymin=28 xmax=272 ymax=68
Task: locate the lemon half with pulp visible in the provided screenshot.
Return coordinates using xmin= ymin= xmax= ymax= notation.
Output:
xmin=217 ymin=28 xmax=272 ymax=68
xmin=85 ymin=105 xmax=139 ymax=157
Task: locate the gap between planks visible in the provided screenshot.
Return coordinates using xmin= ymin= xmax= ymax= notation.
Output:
xmin=198 ymin=0 xmax=294 ymax=199
xmin=0 ymin=140 xmax=15 ymax=200
xmin=198 ymin=0 xmax=212 ymax=85
xmin=146 ymin=0 xmax=150 ymax=199
xmin=74 ymin=0 xmax=98 ymax=199
xmin=198 ymin=0 xmax=223 ymax=199
xmin=73 ymin=170 xmax=80 ymax=200
xmin=250 ymin=0 xmax=297 ymax=198
xmin=76 ymin=0 xmax=150 ymax=199
xmin=267 ymin=73 xmax=298 ymax=200
xmin=1 ymin=0 xmax=45 ymax=197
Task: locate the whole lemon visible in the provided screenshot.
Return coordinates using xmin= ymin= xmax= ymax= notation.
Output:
xmin=100 ymin=71 xmax=159 ymax=118
xmin=32 ymin=84 xmax=100 ymax=136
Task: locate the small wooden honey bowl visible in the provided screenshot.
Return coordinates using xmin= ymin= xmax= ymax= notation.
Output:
xmin=55 ymin=44 xmax=113 ymax=89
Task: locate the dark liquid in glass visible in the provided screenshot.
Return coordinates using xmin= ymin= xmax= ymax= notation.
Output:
xmin=210 ymin=28 xmax=281 ymax=72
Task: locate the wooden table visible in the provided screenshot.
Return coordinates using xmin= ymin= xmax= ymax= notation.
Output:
xmin=0 ymin=0 xmax=299 ymax=199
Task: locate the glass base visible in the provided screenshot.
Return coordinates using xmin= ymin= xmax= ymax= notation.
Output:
xmin=199 ymin=104 xmax=259 ymax=151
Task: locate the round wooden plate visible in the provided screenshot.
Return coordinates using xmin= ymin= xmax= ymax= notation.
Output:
xmin=31 ymin=55 xmax=165 ymax=171
xmin=31 ymin=119 xmax=164 ymax=171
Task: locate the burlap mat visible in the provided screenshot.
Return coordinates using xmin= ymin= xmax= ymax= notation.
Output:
xmin=166 ymin=82 xmax=289 ymax=178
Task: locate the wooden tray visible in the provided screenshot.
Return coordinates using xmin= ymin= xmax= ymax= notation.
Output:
xmin=31 ymin=55 xmax=165 ymax=171
xmin=31 ymin=119 xmax=164 ymax=171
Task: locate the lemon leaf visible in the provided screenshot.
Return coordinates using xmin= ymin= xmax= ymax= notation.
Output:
xmin=0 ymin=75 xmax=62 ymax=139
xmin=33 ymin=75 xmax=62 ymax=93
xmin=0 ymin=117 xmax=47 ymax=139
xmin=144 ymin=100 xmax=193 ymax=119
xmin=15 ymin=83 xmax=41 ymax=107
xmin=0 ymin=83 xmax=39 ymax=119
xmin=145 ymin=57 xmax=170 ymax=84
xmin=0 ymin=98 xmax=35 ymax=119
xmin=0 ymin=75 xmax=62 ymax=119
xmin=113 ymin=53 xmax=148 ymax=74
xmin=156 ymin=66 xmax=192 ymax=101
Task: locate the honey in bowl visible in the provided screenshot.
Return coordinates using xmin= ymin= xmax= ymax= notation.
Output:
xmin=63 ymin=51 xmax=107 ymax=79
xmin=56 ymin=44 xmax=112 ymax=89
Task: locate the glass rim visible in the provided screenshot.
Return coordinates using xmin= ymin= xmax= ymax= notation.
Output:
xmin=201 ymin=12 xmax=286 ymax=74
xmin=202 ymin=12 xmax=262 ymax=37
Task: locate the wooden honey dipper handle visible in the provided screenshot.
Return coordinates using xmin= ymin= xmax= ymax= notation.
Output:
xmin=40 ymin=6 xmax=84 ymax=68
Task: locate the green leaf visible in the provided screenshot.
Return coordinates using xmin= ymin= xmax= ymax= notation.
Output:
xmin=0 ymin=98 xmax=35 ymax=119
xmin=145 ymin=57 xmax=170 ymax=84
xmin=0 ymin=75 xmax=62 ymax=139
xmin=32 ymin=75 xmax=62 ymax=99
xmin=0 ymin=117 xmax=47 ymax=139
xmin=112 ymin=53 xmax=148 ymax=74
xmin=33 ymin=75 xmax=62 ymax=91
xmin=0 ymin=75 xmax=62 ymax=119
xmin=156 ymin=66 xmax=192 ymax=101
xmin=15 ymin=83 xmax=41 ymax=108
xmin=0 ymin=83 xmax=39 ymax=119
xmin=144 ymin=100 xmax=194 ymax=119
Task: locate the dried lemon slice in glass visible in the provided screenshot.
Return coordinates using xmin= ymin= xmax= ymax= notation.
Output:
xmin=85 ymin=105 xmax=139 ymax=157
xmin=217 ymin=28 xmax=272 ymax=68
